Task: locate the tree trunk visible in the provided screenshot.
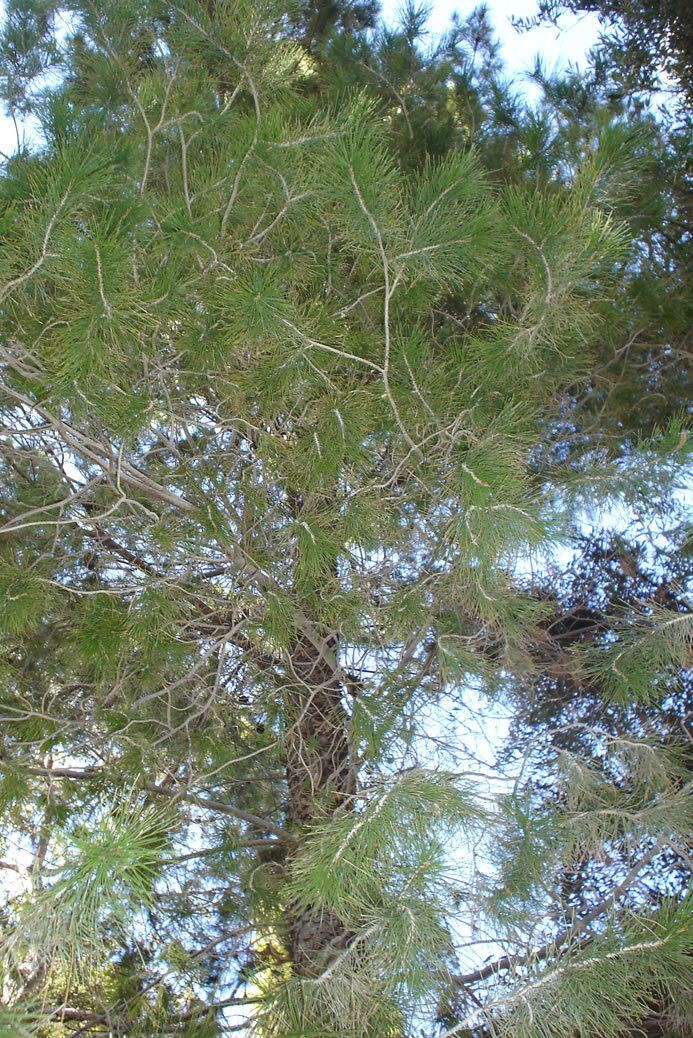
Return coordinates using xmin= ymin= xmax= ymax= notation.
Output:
xmin=284 ymin=629 xmax=354 ymax=976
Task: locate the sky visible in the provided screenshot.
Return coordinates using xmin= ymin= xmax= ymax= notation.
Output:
xmin=0 ymin=0 xmax=604 ymax=155
xmin=383 ymin=0 xmax=603 ymax=85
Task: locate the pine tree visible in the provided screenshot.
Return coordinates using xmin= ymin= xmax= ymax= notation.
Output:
xmin=0 ymin=3 xmax=690 ymax=1037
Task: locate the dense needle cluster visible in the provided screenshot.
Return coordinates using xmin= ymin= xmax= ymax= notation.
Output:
xmin=0 ymin=1 xmax=690 ymax=1036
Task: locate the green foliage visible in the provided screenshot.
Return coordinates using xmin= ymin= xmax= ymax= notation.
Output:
xmin=258 ymin=974 xmax=404 ymax=1038
xmin=2 ymin=796 xmax=172 ymax=982
xmin=0 ymin=1004 xmax=41 ymax=1038
xmin=289 ymin=770 xmax=479 ymax=924
xmin=0 ymin=562 xmax=54 ymax=634
xmin=76 ymin=596 xmax=128 ymax=677
xmin=316 ymin=97 xmax=402 ymax=252
xmin=486 ymin=899 xmax=693 ymax=1038
xmin=586 ymin=604 xmax=692 ymax=703
xmin=0 ymin=1 xmax=689 ymax=1036
xmin=0 ymin=0 xmax=60 ymax=117
xmin=489 ymin=792 xmax=562 ymax=922
xmin=400 ymin=151 xmax=499 ymax=287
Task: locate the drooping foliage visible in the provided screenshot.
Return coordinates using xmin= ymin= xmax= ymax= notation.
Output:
xmin=0 ymin=2 xmax=690 ymax=1037
xmin=469 ymin=531 xmax=693 ymax=1036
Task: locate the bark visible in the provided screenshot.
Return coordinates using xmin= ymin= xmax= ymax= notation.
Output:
xmin=283 ymin=629 xmax=355 ymax=976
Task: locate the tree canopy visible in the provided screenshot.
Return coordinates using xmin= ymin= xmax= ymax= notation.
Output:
xmin=0 ymin=2 xmax=690 ymax=1037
